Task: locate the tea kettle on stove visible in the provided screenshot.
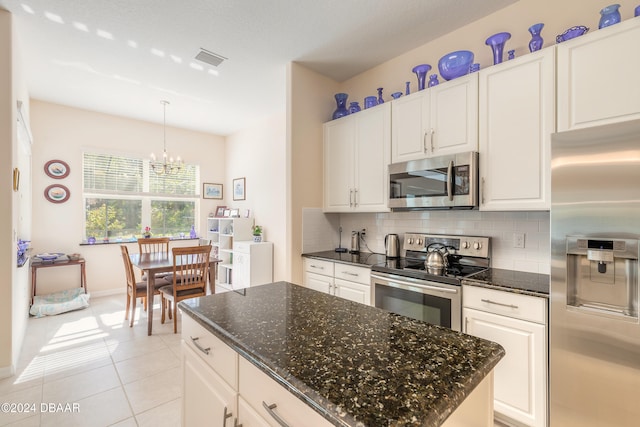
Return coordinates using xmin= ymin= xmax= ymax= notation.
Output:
xmin=425 ymin=243 xmax=449 ymax=272
xmin=385 ymin=234 xmax=400 ymax=258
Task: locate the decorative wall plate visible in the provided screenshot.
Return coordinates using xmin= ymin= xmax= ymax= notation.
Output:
xmin=45 ymin=160 xmax=70 ymax=179
xmin=44 ymin=184 xmax=70 ymax=203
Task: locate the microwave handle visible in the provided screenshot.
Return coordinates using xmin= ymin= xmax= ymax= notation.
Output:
xmin=447 ymin=160 xmax=453 ymax=201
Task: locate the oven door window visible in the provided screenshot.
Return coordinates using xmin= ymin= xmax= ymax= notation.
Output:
xmin=389 ymin=165 xmax=470 ymax=199
xmin=375 ymin=284 xmax=452 ymax=328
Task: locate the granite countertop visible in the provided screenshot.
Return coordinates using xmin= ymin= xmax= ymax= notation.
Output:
xmin=179 ymin=281 xmax=505 ymax=427
xmin=462 ymin=268 xmax=550 ymax=298
xmin=302 ymin=250 xmax=387 ymax=268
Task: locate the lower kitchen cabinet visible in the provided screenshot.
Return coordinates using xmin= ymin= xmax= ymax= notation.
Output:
xmin=303 ymin=258 xmax=371 ymax=305
xmin=463 ymin=286 xmax=548 ymax=427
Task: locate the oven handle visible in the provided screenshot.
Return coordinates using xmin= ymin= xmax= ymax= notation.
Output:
xmin=447 ymin=160 xmax=454 ymax=201
xmin=370 ymin=274 xmax=458 ymax=294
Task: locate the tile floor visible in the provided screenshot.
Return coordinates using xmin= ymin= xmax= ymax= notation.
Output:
xmin=0 ymin=295 xmax=183 ymax=427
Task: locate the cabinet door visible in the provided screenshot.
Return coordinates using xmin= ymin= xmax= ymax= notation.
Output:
xmin=479 ymin=48 xmax=554 ymax=211
xmin=464 ymin=308 xmax=547 ymax=427
xmin=323 ymin=117 xmax=355 ymax=212
xmin=182 ymin=343 xmax=238 ymax=427
xmin=232 ymin=251 xmax=249 ymax=289
xmin=558 ymin=18 xmax=640 ymax=131
xmin=354 ymin=103 xmax=391 ymax=212
xmin=430 ymin=73 xmax=478 ymax=155
xmin=391 ymin=91 xmax=429 ymax=163
xmin=334 ymin=278 xmax=370 ymax=305
xmin=238 ymin=396 xmax=271 ymax=427
xmin=303 ymin=271 xmax=333 ymax=295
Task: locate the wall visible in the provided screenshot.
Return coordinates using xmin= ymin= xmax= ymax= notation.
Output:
xmin=225 ymin=112 xmax=287 ymax=281
xmin=30 ymin=100 xmax=225 ymax=295
xmin=291 ymin=0 xmax=639 ymax=278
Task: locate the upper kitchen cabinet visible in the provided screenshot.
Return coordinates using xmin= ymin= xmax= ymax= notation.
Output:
xmin=557 ymin=18 xmax=640 ymax=131
xmin=391 ymin=73 xmax=478 ymax=163
xmin=479 ymin=47 xmax=555 ymax=211
xmin=323 ymin=102 xmax=391 ymax=213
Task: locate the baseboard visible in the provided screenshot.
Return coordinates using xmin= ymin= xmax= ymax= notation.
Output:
xmin=0 ymin=364 xmax=15 ymax=380
xmin=89 ymin=288 xmax=126 ymax=298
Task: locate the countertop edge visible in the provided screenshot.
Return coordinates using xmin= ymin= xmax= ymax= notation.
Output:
xmin=461 ymin=278 xmax=549 ymax=299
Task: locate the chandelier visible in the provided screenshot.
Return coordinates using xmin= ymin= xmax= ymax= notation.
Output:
xmin=150 ymin=100 xmax=183 ymax=175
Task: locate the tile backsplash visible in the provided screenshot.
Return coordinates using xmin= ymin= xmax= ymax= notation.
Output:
xmin=302 ymin=208 xmax=550 ymax=274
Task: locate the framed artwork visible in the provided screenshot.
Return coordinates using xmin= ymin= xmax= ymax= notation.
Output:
xmin=203 ymin=182 xmax=223 ymax=199
xmin=244 ymin=209 xmax=251 ymax=218
xmin=230 ymin=208 xmax=240 ymax=218
xmin=215 ymin=205 xmax=227 ymax=217
xmin=233 ymin=177 xmax=246 ymax=200
xmin=45 ymin=160 xmax=70 ymax=179
xmin=223 ymin=209 xmax=231 ymax=217
xmin=44 ymin=184 xmax=70 ymax=203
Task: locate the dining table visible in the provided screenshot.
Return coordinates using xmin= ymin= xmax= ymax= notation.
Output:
xmin=129 ymin=251 xmax=220 ymax=335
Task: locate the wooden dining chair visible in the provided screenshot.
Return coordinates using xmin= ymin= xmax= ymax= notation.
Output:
xmin=160 ymin=245 xmax=212 ymax=333
xmin=138 ymin=236 xmax=170 ymax=254
xmin=120 ymin=245 xmax=170 ymax=327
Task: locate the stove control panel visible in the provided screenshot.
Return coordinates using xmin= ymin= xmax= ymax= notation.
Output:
xmin=403 ymin=233 xmax=490 ymax=258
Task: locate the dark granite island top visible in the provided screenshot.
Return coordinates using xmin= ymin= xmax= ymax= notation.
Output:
xmin=179 ymin=281 xmax=504 ymax=427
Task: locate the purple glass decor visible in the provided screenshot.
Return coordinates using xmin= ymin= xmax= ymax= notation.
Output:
xmin=636 ymin=5 xmax=640 ymax=16
xmin=364 ymin=96 xmax=378 ymax=109
xmin=428 ymin=74 xmax=439 ymax=87
xmin=599 ymin=4 xmax=621 ymax=29
xmin=470 ymin=63 xmax=480 ymax=73
xmin=412 ymin=64 xmax=432 ymax=91
xmin=556 ymin=26 xmax=589 ymax=43
xmin=485 ymin=32 xmax=511 ymax=65
xmin=391 ymin=92 xmax=403 ymax=99
xmin=405 ymin=81 xmax=411 ymax=95
xmin=348 ymin=101 xmax=361 ymax=114
xmin=332 ymin=93 xmax=349 ymax=120
xmin=508 ymin=50 xmax=515 ymax=60
xmin=377 ymin=87 xmax=384 ymax=104
xmin=438 ymin=50 xmax=474 ymax=81
xmin=528 ymin=23 xmax=544 ymax=52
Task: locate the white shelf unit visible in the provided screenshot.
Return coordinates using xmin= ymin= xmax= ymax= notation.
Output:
xmin=206 ymin=217 xmax=254 ymax=290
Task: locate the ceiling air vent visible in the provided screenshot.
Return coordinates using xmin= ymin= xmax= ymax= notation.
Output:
xmin=195 ymin=49 xmax=227 ymax=67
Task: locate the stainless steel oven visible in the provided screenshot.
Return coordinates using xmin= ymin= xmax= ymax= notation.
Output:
xmin=389 ymin=151 xmax=479 ymax=210
xmin=371 ymin=272 xmax=462 ymax=331
xmin=371 ymin=233 xmax=491 ymax=332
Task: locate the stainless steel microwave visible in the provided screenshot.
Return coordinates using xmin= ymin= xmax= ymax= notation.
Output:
xmin=388 ymin=151 xmax=479 ymax=210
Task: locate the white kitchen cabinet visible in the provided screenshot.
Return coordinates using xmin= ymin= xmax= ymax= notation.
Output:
xmin=391 ymin=73 xmax=478 ymax=163
xmin=232 ymin=241 xmax=273 ymax=290
xmin=479 ymin=47 xmax=554 ymax=211
xmin=323 ymin=102 xmax=391 ymax=213
xmin=463 ymin=285 xmax=548 ymax=427
xmin=303 ymin=258 xmax=371 ymax=305
xmin=557 ymin=18 xmax=640 ymax=131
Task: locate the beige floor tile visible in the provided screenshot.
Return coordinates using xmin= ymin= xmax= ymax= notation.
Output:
xmin=43 ymin=340 xmax=113 ymax=382
xmin=124 ymin=366 xmax=182 ymax=415
xmin=115 ymin=349 xmax=180 ymax=385
xmin=39 ymin=387 xmax=132 ymax=427
xmin=42 ymin=364 xmax=121 ymax=404
xmin=135 ymin=397 xmax=181 ymax=426
xmin=107 ymin=335 xmax=169 ymax=363
xmin=107 ymin=417 xmax=138 ymax=427
xmin=2 ymin=414 xmax=41 ymax=426
xmin=0 ymin=385 xmax=42 ymax=426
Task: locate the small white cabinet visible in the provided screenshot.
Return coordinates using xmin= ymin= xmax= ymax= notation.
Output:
xmin=478 ymin=47 xmax=554 ymax=211
xmin=463 ymin=285 xmax=548 ymax=427
xmin=323 ymin=102 xmax=391 ymax=213
xmin=557 ymin=18 xmax=640 ymax=131
xmin=391 ymin=73 xmax=478 ymax=163
xmin=303 ymin=258 xmax=371 ymax=305
xmin=232 ymin=241 xmax=273 ymax=290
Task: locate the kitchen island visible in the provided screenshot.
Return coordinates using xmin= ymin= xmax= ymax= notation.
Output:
xmin=179 ymin=281 xmax=504 ymax=426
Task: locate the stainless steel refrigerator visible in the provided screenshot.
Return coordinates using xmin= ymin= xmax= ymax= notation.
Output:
xmin=550 ymin=119 xmax=640 ymax=426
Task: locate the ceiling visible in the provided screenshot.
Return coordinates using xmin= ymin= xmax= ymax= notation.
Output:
xmin=1 ymin=0 xmax=516 ymax=135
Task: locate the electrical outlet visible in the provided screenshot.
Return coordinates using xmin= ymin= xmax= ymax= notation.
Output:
xmin=360 ymin=228 xmax=367 ymax=237
xmin=513 ymin=232 xmax=525 ymax=249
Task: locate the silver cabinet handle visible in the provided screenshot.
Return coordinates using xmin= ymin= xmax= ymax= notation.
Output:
xmin=234 ymin=418 xmax=242 ymax=427
xmin=423 ymin=131 xmax=428 ymax=153
xmin=310 ymin=264 xmax=324 ymax=270
xmin=223 ymin=406 xmax=232 ymax=426
xmin=190 ymin=336 xmax=210 ymax=355
xmin=481 ymin=177 xmax=486 ymax=205
xmin=430 ymin=128 xmax=435 ymax=152
xmin=447 ymin=160 xmax=454 ymax=201
xmin=349 ymin=188 xmax=354 ymax=207
xmin=342 ymin=271 xmax=358 ymax=277
xmin=354 ymin=188 xmax=358 ymax=207
xmin=481 ymin=298 xmax=519 ymax=309
xmin=262 ymin=402 xmax=291 ymax=427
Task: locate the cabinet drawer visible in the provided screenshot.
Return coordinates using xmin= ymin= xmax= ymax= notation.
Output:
xmin=239 ymin=357 xmax=332 ymax=427
xmin=334 ymin=263 xmax=370 ymax=285
xmin=463 ymin=285 xmax=547 ymax=324
xmin=303 ymin=258 xmax=334 ymax=277
xmin=182 ymin=315 xmax=238 ymax=389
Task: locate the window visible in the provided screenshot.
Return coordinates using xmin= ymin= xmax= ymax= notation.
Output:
xmin=83 ymin=152 xmax=199 ymax=240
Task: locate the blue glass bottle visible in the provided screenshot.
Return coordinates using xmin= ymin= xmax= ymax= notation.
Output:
xmin=332 ymin=93 xmax=349 ymax=120
xmin=599 ymin=4 xmax=621 ymax=29
xmin=190 ymin=225 xmax=197 ymax=239
xmin=348 ymin=101 xmax=361 ymax=114
xmin=528 ymin=23 xmax=544 ymax=52
xmin=377 ymin=87 xmax=384 ymax=104
xmin=428 ymin=74 xmax=439 ymax=87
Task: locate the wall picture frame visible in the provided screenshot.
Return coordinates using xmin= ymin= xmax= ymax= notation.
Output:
xmin=233 ymin=177 xmax=246 ymax=201
xmin=203 ymin=182 xmax=223 ymax=199
xmin=215 ymin=205 xmax=227 ymax=217
xmin=44 ymin=184 xmax=70 ymax=203
xmin=45 ymin=160 xmax=70 ymax=179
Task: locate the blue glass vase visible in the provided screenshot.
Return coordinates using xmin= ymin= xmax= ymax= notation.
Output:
xmin=348 ymin=101 xmax=361 ymax=114
xmin=485 ymin=32 xmax=511 ymax=65
xmin=332 ymin=93 xmax=349 ymax=120
xmin=190 ymin=225 xmax=197 ymax=239
xmin=599 ymin=4 xmax=621 ymax=29
xmin=405 ymin=81 xmax=411 ymax=96
xmin=391 ymin=92 xmax=403 ymax=99
xmin=412 ymin=64 xmax=432 ymax=91
xmin=377 ymin=88 xmax=384 ymax=104
xmin=636 ymin=5 xmax=640 ymax=16
xmin=428 ymin=74 xmax=439 ymax=87
xmin=528 ymin=23 xmax=544 ymax=52
xmin=364 ymin=96 xmax=378 ymax=109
